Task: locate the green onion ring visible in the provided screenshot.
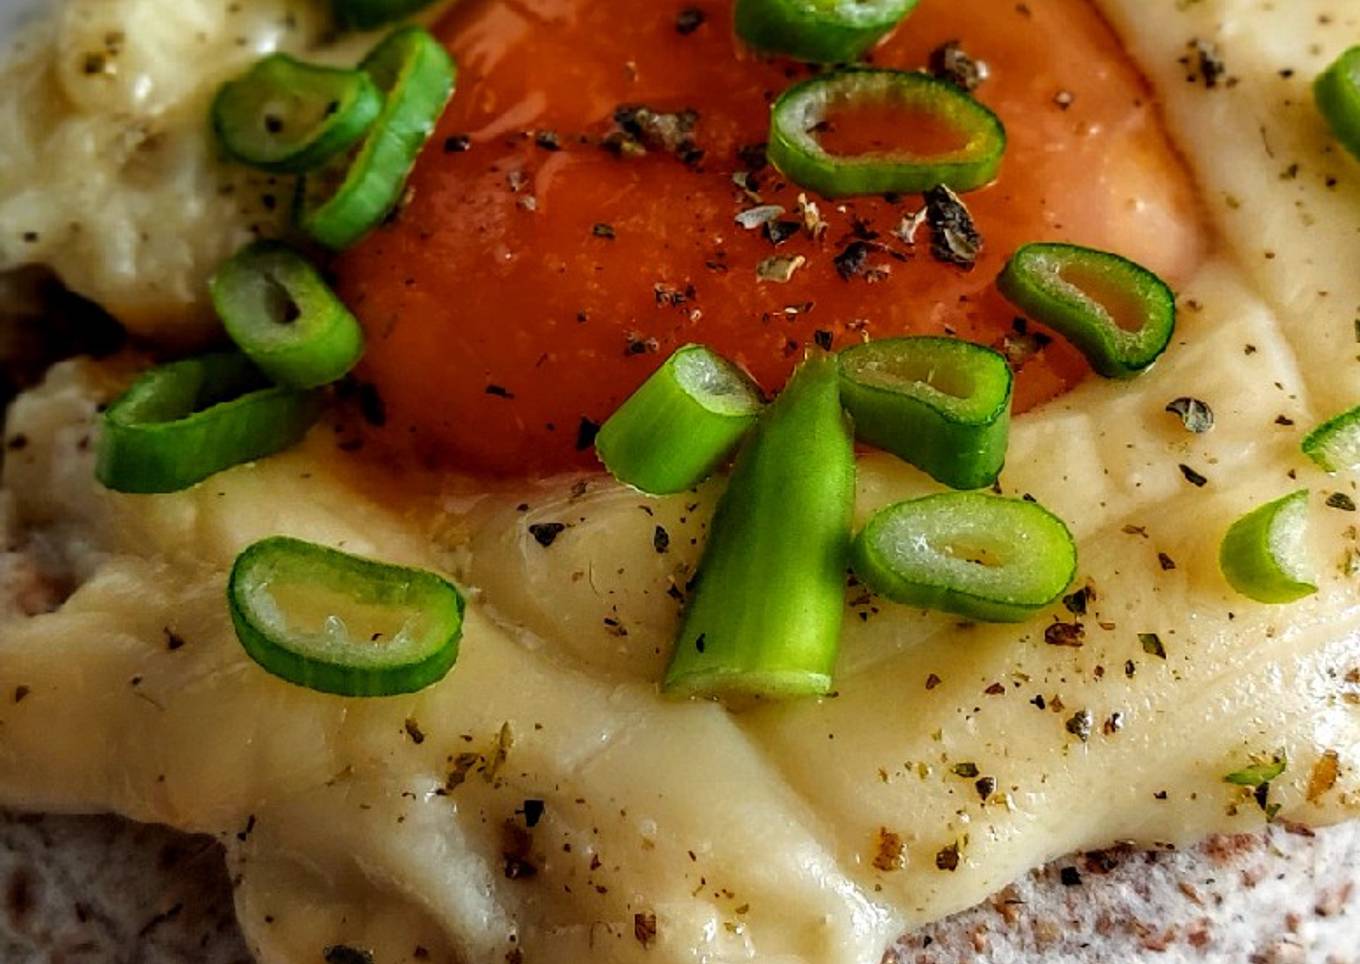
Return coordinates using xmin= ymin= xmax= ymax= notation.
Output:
xmin=96 ymin=353 xmax=324 ymax=495
xmin=211 ymin=54 xmax=382 ymax=175
xmin=229 ymin=536 xmax=464 ymax=697
xmin=734 ymin=0 xmax=921 ymax=64
xmin=851 ymin=493 xmax=1077 ymax=623
xmin=1302 ymin=404 xmax=1360 ymax=474
xmin=595 ymin=344 xmax=764 ymax=495
xmin=211 ymin=241 xmax=365 ymax=390
xmin=997 ymin=242 xmax=1176 ymax=379
xmin=299 ymin=26 xmax=457 ymax=250
xmin=839 ymin=337 xmax=1012 ymax=490
xmin=665 ymin=353 xmax=854 ymax=700
xmin=1315 ymin=46 xmax=1360 ymax=161
xmin=1219 ymin=490 xmax=1317 ymax=604
xmin=768 ymin=68 xmax=1006 ymax=198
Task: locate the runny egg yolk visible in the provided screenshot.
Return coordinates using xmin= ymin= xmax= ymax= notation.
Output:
xmin=335 ymin=0 xmax=1205 ymax=476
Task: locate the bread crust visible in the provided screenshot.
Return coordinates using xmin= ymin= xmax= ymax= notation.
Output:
xmin=1 ymin=808 xmax=1356 ymax=963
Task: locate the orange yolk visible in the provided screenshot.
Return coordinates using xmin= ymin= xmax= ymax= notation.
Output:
xmin=335 ymin=0 xmax=1205 ymax=476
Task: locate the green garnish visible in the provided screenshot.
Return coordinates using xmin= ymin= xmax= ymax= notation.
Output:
xmin=1314 ymin=46 xmax=1360 ymax=161
xmin=1224 ymin=749 xmax=1287 ymax=787
xmin=1302 ymin=404 xmax=1360 ymax=473
xmin=299 ymin=26 xmax=457 ymax=249
xmin=767 ymin=69 xmax=1006 ymax=198
xmin=595 ymin=345 xmax=763 ymax=495
xmin=851 ymin=493 xmax=1077 ymax=622
xmin=664 ymin=353 xmax=854 ymax=699
xmin=1218 ymin=490 xmax=1317 ymax=604
xmin=734 ymin=0 xmax=920 ymax=64
xmin=211 ymin=54 xmax=382 ymax=174
xmin=211 ymin=241 xmax=365 ymax=389
xmin=229 ymin=536 xmax=464 ymax=697
xmin=838 ymin=336 xmax=1012 ymax=490
xmin=96 ymin=353 xmax=323 ymax=494
xmin=997 ymin=243 xmax=1176 ymax=378
xmin=334 ymin=0 xmax=436 ymax=30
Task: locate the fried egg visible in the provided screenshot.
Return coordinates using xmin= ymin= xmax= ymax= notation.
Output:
xmin=2 ymin=1 xmax=1360 ymax=962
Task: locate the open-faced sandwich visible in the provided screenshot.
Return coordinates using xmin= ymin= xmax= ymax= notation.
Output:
xmin=2 ymin=0 xmax=1360 ymax=961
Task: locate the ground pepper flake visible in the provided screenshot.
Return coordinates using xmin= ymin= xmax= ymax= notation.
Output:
xmin=873 ymin=827 xmax=907 ymax=871
xmin=1066 ymin=710 xmax=1093 ymax=742
xmin=675 ymin=7 xmax=705 ymax=34
xmin=528 ymin=522 xmax=567 ymax=547
xmin=1326 ymin=492 xmax=1357 ymax=512
xmin=1178 ymin=463 xmax=1208 ymax=487
xmin=935 ymin=842 xmax=961 ymax=872
xmin=1045 ymin=622 xmax=1085 ymax=647
xmin=929 ymin=40 xmax=988 ymax=91
xmin=1140 ymin=632 xmax=1167 ymax=659
xmin=323 ymin=947 xmax=374 ymax=964
xmin=924 ymin=186 xmax=982 ymax=268
xmin=1307 ymin=750 xmax=1340 ymax=802
xmin=1165 ymin=397 xmax=1214 ymax=433
xmin=634 ymin=911 xmax=658 ymax=947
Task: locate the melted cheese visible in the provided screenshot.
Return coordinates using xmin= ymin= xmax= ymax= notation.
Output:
xmin=0 ymin=0 xmax=381 ymax=341
xmin=3 ymin=1 xmax=1360 ymax=963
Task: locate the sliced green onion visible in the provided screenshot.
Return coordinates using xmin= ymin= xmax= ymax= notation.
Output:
xmin=595 ymin=345 xmax=763 ymax=495
xmin=299 ymin=26 xmax=456 ymax=249
xmin=96 ymin=353 xmax=324 ymax=494
xmin=851 ymin=493 xmax=1077 ymax=622
xmin=838 ymin=337 xmax=1012 ymax=490
xmin=1302 ymin=404 xmax=1360 ymax=473
xmin=734 ymin=0 xmax=920 ymax=64
xmin=664 ymin=353 xmax=854 ymax=699
xmin=1314 ymin=46 xmax=1360 ymax=161
xmin=334 ymin=0 xmax=436 ymax=31
xmin=767 ymin=69 xmax=1005 ymax=198
xmin=210 ymin=241 xmax=364 ymax=389
xmin=1219 ymin=490 xmax=1317 ymax=604
xmin=228 ymin=536 xmax=464 ymax=697
xmin=211 ymin=54 xmax=382 ymax=175
xmin=997 ymin=243 xmax=1176 ymax=379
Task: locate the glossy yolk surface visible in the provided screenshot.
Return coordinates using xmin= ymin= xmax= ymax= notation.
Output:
xmin=335 ymin=0 xmax=1205 ymax=475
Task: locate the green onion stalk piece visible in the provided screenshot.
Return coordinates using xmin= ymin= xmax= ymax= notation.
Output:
xmin=839 ymin=336 xmax=1012 ymax=490
xmin=96 ymin=353 xmax=324 ymax=495
xmin=1302 ymin=404 xmax=1360 ymax=473
xmin=229 ymin=536 xmax=464 ymax=697
xmin=211 ymin=54 xmax=383 ymax=175
xmin=997 ymin=242 xmax=1176 ymax=379
xmin=664 ymin=353 xmax=855 ymax=700
xmin=1315 ymin=46 xmax=1360 ymax=161
xmin=595 ymin=344 xmax=763 ymax=495
xmin=851 ymin=492 xmax=1077 ymax=622
xmin=734 ymin=0 xmax=920 ymax=64
xmin=1219 ymin=490 xmax=1317 ymax=604
xmin=334 ymin=0 xmax=437 ymax=31
xmin=299 ymin=26 xmax=457 ymax=249
xmin=768 ymin=68 xmax=1006 ymax=198
xmin=211 ymin=241 xmax=365 ymax=389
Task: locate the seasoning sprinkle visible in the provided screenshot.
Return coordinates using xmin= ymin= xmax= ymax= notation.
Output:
xmin=924 ymin=186 xmax=982 ymax=268
xmin=1045 ymin=622 xmax=1085 ymax=647
xmin=1178 ymin=464 xmax=1208 ymax=487
xmin=1139 ymin=632 xmax=1166 ymax=659
xmin=1326 ymin=492 xmax=1357 ymax=512
xmin=928 ymin=40 xmax=989 ymax=92
xmin=1165 ymin=397 xmax=1214 ymax=433
xmin=756 ymin=254 xmax=806 ymax=283
xmin=528 ymin=522 xmax=567 ymax=547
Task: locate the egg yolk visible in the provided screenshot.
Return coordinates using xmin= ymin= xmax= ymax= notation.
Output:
xmin=335 ymin=0 xmax=1204 ymax=476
